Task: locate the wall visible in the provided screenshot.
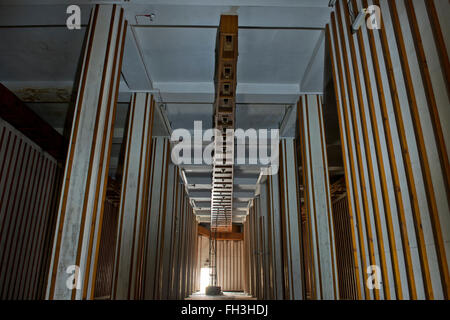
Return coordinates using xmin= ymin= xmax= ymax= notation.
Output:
xmin=0 ymin=117 xmax=61 ymax=299
xmin=331 ymin=195 xmax=358 ymax=299
xmin=216 ymin=240 xmax=244 ymax=292
xmin=243 ymin=165 xmax=290 ymax=300
xmin=197 ymin=235 xmax=244 ymax=292
xmin=93 ymin=198 xmax=119 ymax=299
xmin=112 ymin=134 xmax=199 ymax=300
xmin=327 ymin=0 xmax=450 ymax=299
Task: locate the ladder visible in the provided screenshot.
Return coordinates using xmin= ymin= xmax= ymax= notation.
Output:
xmin=207 ymin=15 xmax=238 ymax=293
xmin=210 ymin=15 xmax=238 ymax=234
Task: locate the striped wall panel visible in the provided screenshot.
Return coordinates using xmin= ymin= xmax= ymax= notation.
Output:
xmin=197 ymin=235 xmax=243 ymax=292
xmin=132 ymin=143 xmax=198 ymax=301
xmin=112 ymin=119 xmax=198 ymax=301
xmin=243 ymin=175 xmax=285 ymax=300
xmin=244 ymin=201 xmax=259 ymax=298
xmin=297 ymin=95 xmax=339 ymax=300
xmin=0 ymin=117 xmax=62 ymax=300
xmin=332 ymin=196 xmax=358 ymax=300
xmin=216 ymin=240 xmax=244 ymax=292
xmin=327 ymin=0 xmax=450 ymax=300
xmin=93 ymin=199 xmax=119 ymax=299
xmin=173 ymin=190 xmax=198 ymax=300
xmin=243 ymin=214 xmax=250 ymax=295
xmin=143 ymin=137 xmax=172 ymax=299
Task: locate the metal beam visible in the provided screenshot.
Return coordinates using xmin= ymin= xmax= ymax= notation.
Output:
xmin=0 ymin=83 xmax=66 ymax=161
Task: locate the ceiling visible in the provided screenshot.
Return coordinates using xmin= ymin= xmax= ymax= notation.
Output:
xmin=0 ymin=0 xmax=340 ymax=224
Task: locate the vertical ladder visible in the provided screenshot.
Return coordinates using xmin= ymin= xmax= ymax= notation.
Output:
xmin=207 ymin=15 xmax=238 ymax=294
xmin=210 ymin=15 xmax=238 ymax=233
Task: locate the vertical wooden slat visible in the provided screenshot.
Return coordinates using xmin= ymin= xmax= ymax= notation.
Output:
xmin=0 ymin=140 xmax=26 ymax=297
xmin=335 ymin=3 xmax=380 ymax=300
xmin=426 ymin=0 xmax=450 ymax=99
xmin=0 ymin=117 xmax=61 ymax=299
xmin=340 ymin=0 xmax=393 ymax=299
xmin=330 ymin=12 xmax=369 ymax=299
xmin=349 ymin=0 xmax=404 ymax=299
xmin=372 ymin=0 xmax=433 ymax=299
xmin=405 ymin=0 xmax=450 ymax=204
xmin=28 ymin=162 xmax=56 ymax=298
xmin=402 ymin=0 xmax=449 ymax=299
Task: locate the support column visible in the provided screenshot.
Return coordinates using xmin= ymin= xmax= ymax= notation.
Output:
xmin=250 ymin=201 xmax=259 ymax=297
xmin=159 ymin=164 xmax=178 ymax=299
xmin=255 ymin=198 xmax=264 ymax=298
xmin=244 ymin=203 xmax=258 ymax=297
xmin=298 ymin=95 xmax=339 ymax=300
xmin=46 ymin=4 xmax=126 ymax=300
xmin=243 ymin=216 xmax=251 ymax=295
xmin=259 ymin=184 xmax=272 ymax=299
xmin=243 ymin=220 xmax=249 ymax=294
xmin=143 ymin=137 xmax=171 ymax=299
xmin=266 ymin=173 xmax=284 ymax=300
xmin=169 ymin=177 xmax=183 ymax=300
xmin=112 ymin=93 xmax=155 ymax=299
xmin=279 ymin=138 xmax=303 ymax=300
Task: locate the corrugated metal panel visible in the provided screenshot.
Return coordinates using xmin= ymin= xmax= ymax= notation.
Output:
xmin=0 ymin=117 xmax=61 ymax=299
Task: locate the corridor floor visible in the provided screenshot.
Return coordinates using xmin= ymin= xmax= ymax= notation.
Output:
xmin=186 ymin=292 xmax=256 ymax=300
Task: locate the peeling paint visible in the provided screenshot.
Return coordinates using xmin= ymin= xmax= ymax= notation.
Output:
xmin=13 ymin=87 xmax=72 ymax=103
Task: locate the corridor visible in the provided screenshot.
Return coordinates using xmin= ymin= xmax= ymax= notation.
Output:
xmin=0 ymin=0 xmax=449 ymax=301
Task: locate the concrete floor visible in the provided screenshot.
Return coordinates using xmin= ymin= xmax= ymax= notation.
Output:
xmin=186 ymin=292 xmax=256 ymax=300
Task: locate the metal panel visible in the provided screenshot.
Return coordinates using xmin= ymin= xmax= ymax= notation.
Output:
xmin=332 ymin=195 xmax=357 ymax=300
xmin=197 ymin=236 xmax=244 ymax=292
xmin=93 ymin=199 xmax=119 ymax=299
xmin=327 ymin=0 xmax=450 ymax=300
xmin=0 ymin=117 xmax=61 ymax=299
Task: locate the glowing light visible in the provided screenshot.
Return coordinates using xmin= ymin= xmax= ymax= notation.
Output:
xmin=200 ymin=267 xmax=210 ymax=293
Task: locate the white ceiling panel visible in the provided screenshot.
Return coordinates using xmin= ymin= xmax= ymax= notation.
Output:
xmin=134 ymin=27 xmax=217 ymax=83
xmin=0 ymin=27 xmax=85 ymax=82
xmin=237 ymin=28 xmax=322 ymax=84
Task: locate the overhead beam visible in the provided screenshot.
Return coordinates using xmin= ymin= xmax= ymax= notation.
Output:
xmin=195 ymin=202 xmax=249 ymax=209
xmin=131 ymin=25 xmax=325 ymax=31
xmin=0 ymin=83 xmax=66 ymax=161
xmin=121 ymin=24 xmax=153 ymax=90
xmin=190 ymin=190 xmax=254 ymax=199
xmin=198 ymin=225 xmax=243 ymax=240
